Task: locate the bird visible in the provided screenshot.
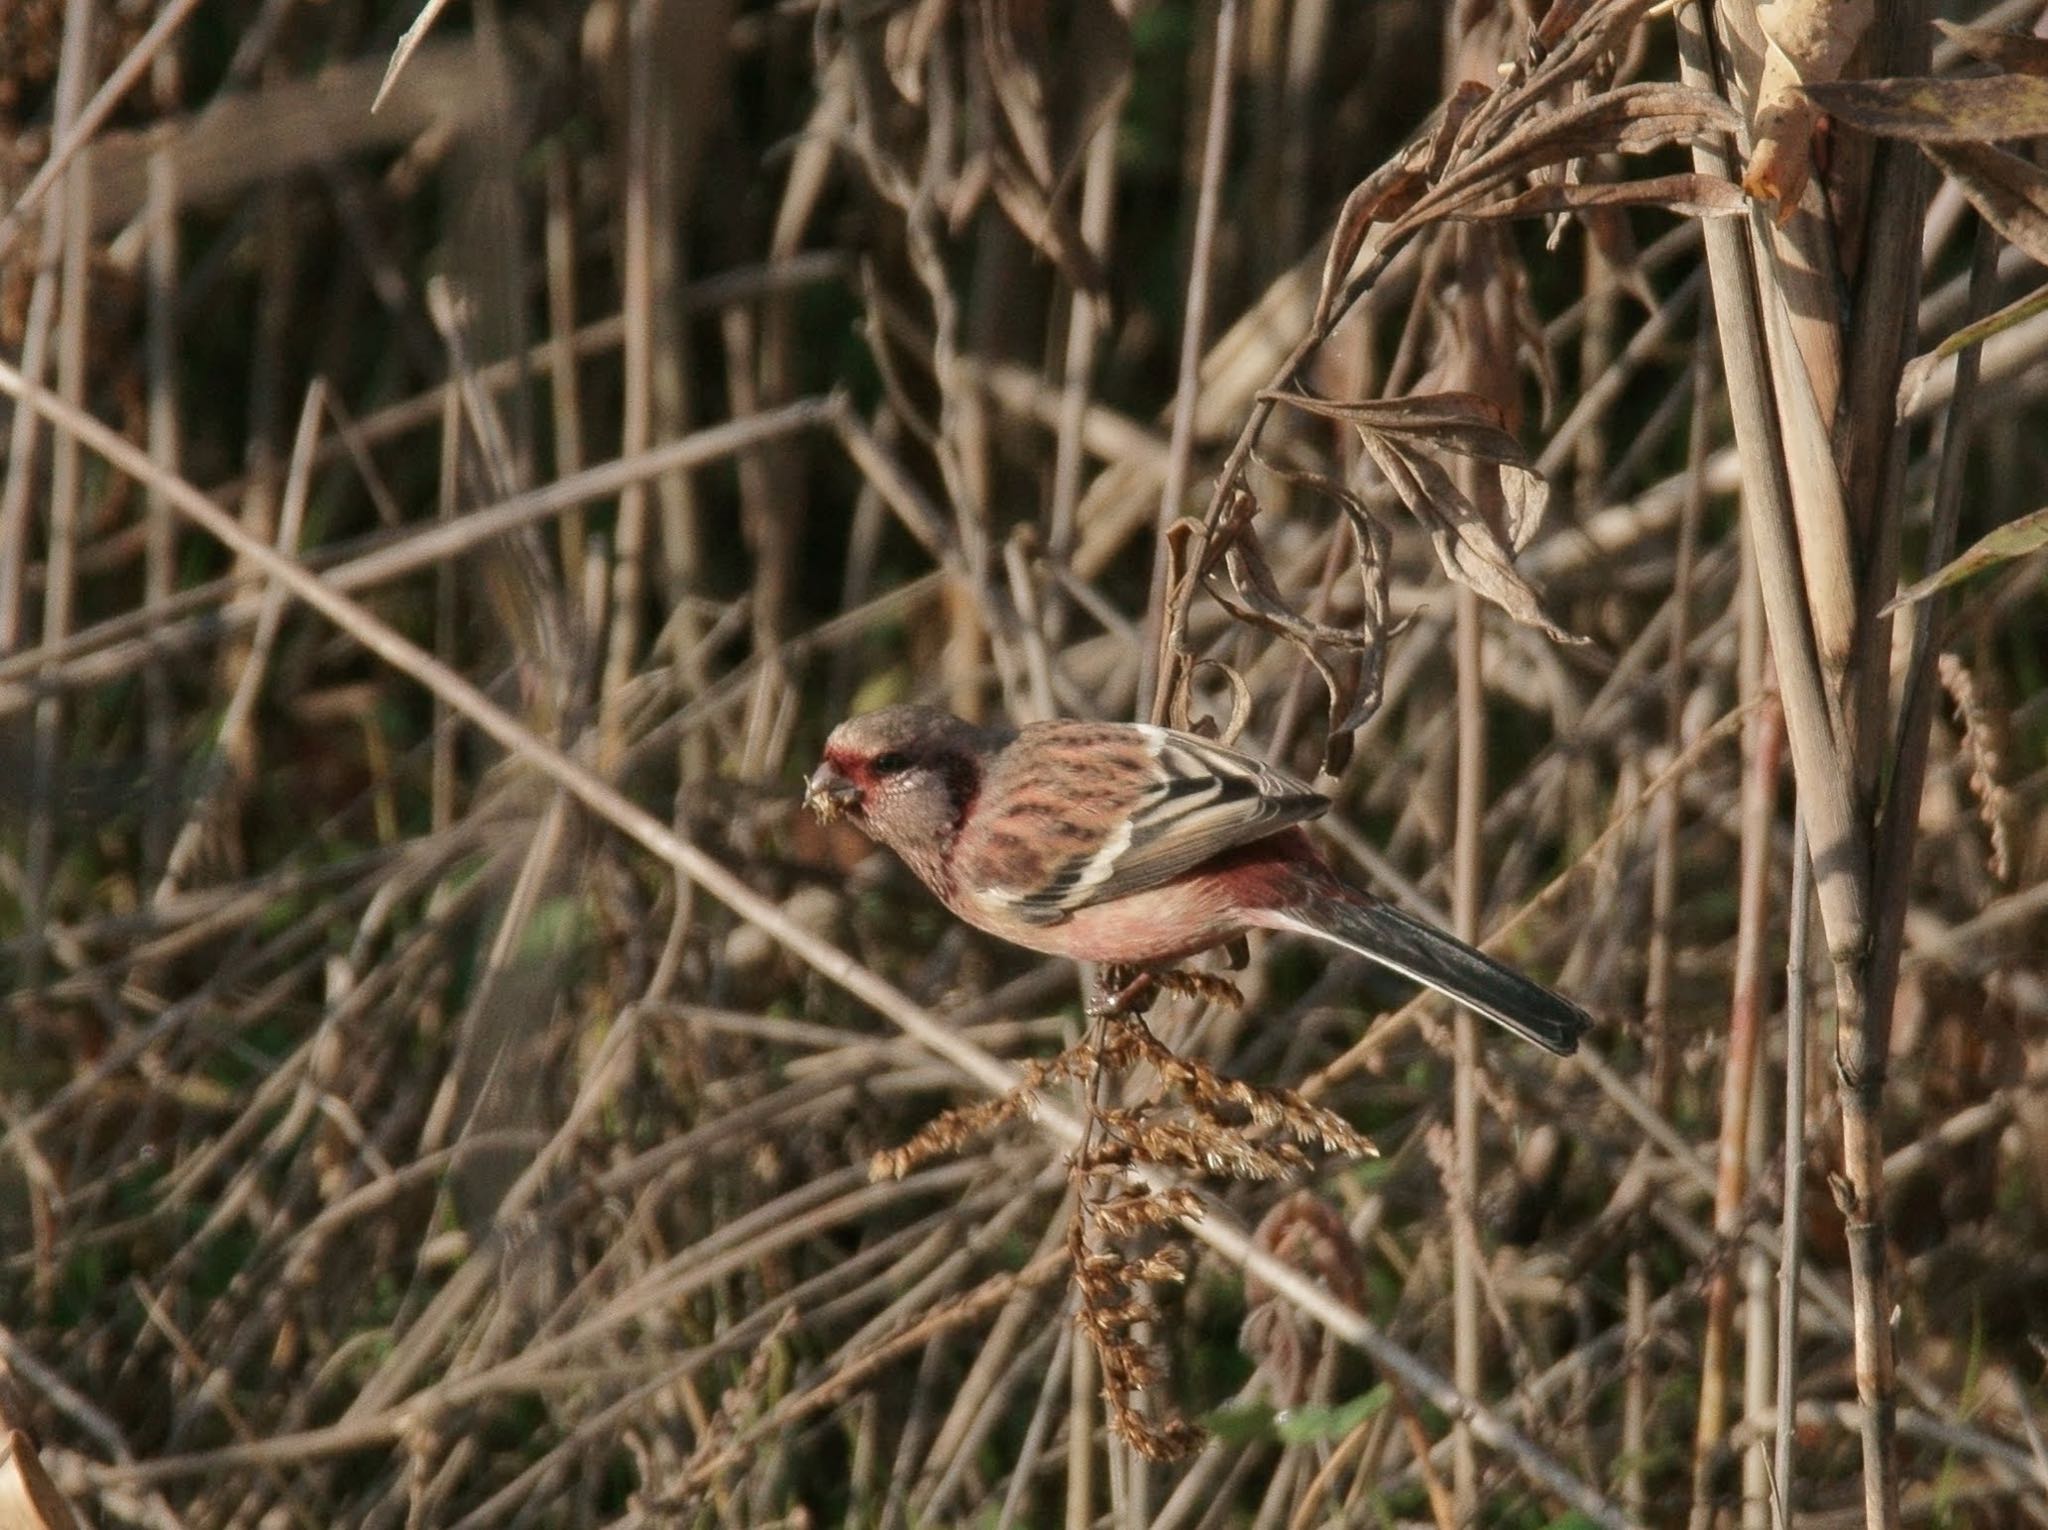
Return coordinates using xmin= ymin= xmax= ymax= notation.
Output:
xmin=804 ymin=704 xmax=1589 ymax=1057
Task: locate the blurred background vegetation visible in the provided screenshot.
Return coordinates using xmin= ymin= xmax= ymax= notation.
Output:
xmin=2 ymin=0 xmax=2046 ymax=1525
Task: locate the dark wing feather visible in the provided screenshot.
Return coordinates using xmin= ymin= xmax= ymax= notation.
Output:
xmin=970 ymin=722 xmax=1328 ymax=923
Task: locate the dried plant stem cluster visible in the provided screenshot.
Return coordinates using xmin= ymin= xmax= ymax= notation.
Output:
xmin=877 ymin=979 xmax=1375 ymax=1461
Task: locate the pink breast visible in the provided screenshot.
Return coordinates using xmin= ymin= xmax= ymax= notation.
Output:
xmin=1019 ymin=877 xmax=1250 ymax=963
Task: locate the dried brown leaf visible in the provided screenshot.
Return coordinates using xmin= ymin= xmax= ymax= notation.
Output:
xmin=1884 ymin=502 xmax=2048 ymax=613
xmin=1309 ymin=74 xmax=1482 ymax=318
xmin=1429 ymin=78 xmax=1498 ymax=181
xmin=1804 ymin=74 xmax=2048 ymax=142
xmin=1166 ymin=657 xmax=1253 ymax=747
xmin=1354 ymin=429 xmax=1581 ymax=644
xmin=1262 ymin=388 xmax=1528 ymax=465
xmin=1923 ymin=140 xmax=2048 ymax=267
xmin=1745 ymin=0 xmax=1874 ymax=215
xmin=1934 ymin=20 xmax=2048 ymax=80
xmin=1505 ymin=0 xmax=1661 ymax=114
xmin=1207 ymin=537 xmax=1363 ymax=775
xmin=1259 ymin=456 xmax=1398 ymax=760
xmin=1457 ymin=170 xmax=1748 ymax=221
xmin=1316 ymin=143 xmax=1432 ymax=331
xmin=1411 ymin=84 xmax=1743 ymax=227
xmin=1313 ymin=26 xmax=1718 ymax=333
xmin=1496 ymin=452 xmax=1553 ymax=551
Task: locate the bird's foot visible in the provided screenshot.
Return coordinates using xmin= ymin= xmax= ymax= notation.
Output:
xmin=1087 ymin=965 xmax=1242 ymax=1021
xmin=1088 ymin=966 xmax=1159 ymax=1020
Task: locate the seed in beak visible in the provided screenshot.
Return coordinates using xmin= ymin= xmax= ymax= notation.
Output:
xmin=804 ymin=763 xmax=861 ymax=821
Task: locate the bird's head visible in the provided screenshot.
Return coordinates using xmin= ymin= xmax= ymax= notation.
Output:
xmin=805 ymin=704 xmax=1001 ymax=861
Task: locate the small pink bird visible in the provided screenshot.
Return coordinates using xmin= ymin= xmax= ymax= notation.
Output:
xmin=805 ymin=705 xmax=1588 ymax=1056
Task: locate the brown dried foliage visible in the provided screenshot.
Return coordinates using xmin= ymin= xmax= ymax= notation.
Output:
xmin=3 ymin=0 xmax=2047 ymax=1524
xmin=1156 ymin=0 xmax=1743 ymax=767
xmin=872 ymin=984 xmax=1375 ymax=1459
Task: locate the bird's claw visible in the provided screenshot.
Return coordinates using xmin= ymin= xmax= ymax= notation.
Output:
xmin=1086 ymin=965 xmax=1241 ymax=1021
xmin=1088 ymin=966 xmax=1158 ymax=1020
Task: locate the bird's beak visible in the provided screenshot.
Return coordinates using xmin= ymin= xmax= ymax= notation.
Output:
xmin=804 ymin=761 xmax=861 ymax=821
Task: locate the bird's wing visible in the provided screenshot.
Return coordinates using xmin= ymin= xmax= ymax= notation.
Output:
xmin=960 ymin=721 xmax=1329 ymax=925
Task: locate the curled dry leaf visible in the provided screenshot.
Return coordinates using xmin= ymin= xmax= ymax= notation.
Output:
xmin=1803 ymin=74 xmax=2048 ymax=143
xmin=1257 ymin=391 xmax=1575 ymax=639
xmin=1405 ymin=83 xmax=1744 ymax=230
xmin=1311 ymin=68 xmax=1731 ymax=337
xmin=1933 ymin=19 xmax=2048 ymax=79
xmin=1260 ymin=453 xmax=1400 ymax=766
xmin=1883 ymin=503 xmax=2048 ymax=614
xmin=1168 ymin=657 xmax=1254 ymax=748
xmin=1512 ymin=0 xmax=1664 ymax=104
xmin=1427 ymin=77 xmax=1500 ymax=190
xmin=1263 ymin=386 xmax=1559 ymax=554
xmin=1313 ymin=80 xmax=1494 ymax=335
xmin=1155 ymin=515 xmax=1210 ymax=733
xmin=1316 ymin=140 xmax=1433 ymax=333
xmin=1456 ymin=170 xmax=1748 ymax=221
xmin=1922 ymin=140 xmax=2048 ymax=267
xmin=1900 ymin=279 xmax=2048 ymax=416
xmin=1207 ymin=530 xmax=1370 ymax=775
xmin=1263 ymin=388 xmax=1530 ymax=465
xmin=1353 ymin=430 xmax=1579 ymax=643
xmin=1744 ymin=0 xmax=1875 ymax=217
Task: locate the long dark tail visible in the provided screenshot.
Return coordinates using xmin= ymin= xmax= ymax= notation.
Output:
xmin=1263 ymin=896 xmax=1590 ymax=1057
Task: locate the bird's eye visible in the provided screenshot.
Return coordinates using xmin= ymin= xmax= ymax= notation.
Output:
xmin=871 ymin=750 xmax=913 ymax=776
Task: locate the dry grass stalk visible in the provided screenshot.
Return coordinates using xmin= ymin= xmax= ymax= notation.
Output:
xmin=6 ymin=0 xmax=2048 ymax=1524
